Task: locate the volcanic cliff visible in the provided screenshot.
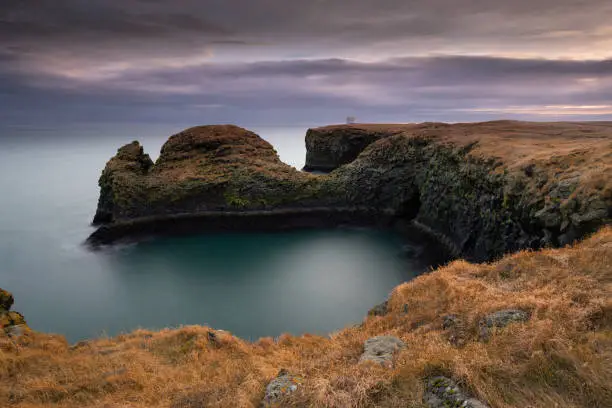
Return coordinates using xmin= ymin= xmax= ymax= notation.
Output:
xmin=88 ymin=121 xmax=612 ymax=261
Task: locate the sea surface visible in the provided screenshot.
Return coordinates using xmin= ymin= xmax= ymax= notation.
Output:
xmin=0 ymin=124 xmax=437 ymax=342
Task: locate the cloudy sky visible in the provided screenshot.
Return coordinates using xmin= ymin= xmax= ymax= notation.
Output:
xmin=1 ymin=0 xmax=611 ymax=129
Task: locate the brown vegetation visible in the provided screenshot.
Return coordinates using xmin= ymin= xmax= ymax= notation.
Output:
xmin=2 ymin=227 xmax=611 ymax=407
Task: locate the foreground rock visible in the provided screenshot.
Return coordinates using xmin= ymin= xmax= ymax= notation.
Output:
xmin=89 ymin=121 xmax=612 ymax=261
xmin=262 ymin=369 xmax=303 ymax=407
xmin=359 ymin=335 xmax=404 ymax=366
xmin=424 ymin=376 xmax=489 ymax=408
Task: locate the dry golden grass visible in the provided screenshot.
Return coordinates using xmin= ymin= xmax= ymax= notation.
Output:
xmin=2 ymin=227 xmax=611 ymax=407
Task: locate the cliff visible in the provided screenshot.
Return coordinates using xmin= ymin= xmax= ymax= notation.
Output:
xmin=3 ymin=227 xmax=611 ymax=407
xmin=89 ymin=121 xmax=612 ymax=261
xmin=303 ymin=124 xmax=408 ymax=172
xmin=92 ymin=125 xmax=336 ymax=224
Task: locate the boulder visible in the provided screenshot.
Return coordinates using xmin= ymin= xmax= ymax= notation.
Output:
xmin=424 ymin=376 xmax=489 ymax=408
xmin=359 ymin=335 xmax=404 ymax=366
xmin=262 ymin=369 xmax=303 ymax=407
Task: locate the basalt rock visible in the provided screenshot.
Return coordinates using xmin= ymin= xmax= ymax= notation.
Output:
xmin=90 ymin=125 xmax=343 ymax=227
xmin=303 ymin=125 xmax=406 ymax=172
xmin=326 ymin=121 xmax=612 ymax=261
xmin=89 ymin=121 xmax=612 ymax=261
xmin=93 ymin=141 xmax=153 ymax=225
xmin=262 ymin=369 xmax=303 ymax=407
xmin=424 ymin=376 xmax=489 ymax=408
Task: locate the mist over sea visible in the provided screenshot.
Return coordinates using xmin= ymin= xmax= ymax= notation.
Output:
xmin=0 ymin=124 xmax=430 ymax=342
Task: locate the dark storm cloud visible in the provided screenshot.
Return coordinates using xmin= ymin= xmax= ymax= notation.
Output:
xmin=2 ymin=0 xmax=612 ymax=66
xmin=1 ymin=0 xmax=611 ymax=128
xmin=2 ymin=56 xmax=610 ymax=128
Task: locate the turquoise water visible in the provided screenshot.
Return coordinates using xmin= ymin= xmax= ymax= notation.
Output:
xmin=0 ymin=125 xmax=436 ymax=342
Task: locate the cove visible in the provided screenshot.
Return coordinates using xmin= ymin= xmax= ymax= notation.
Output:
xmin=89 ymin=229 xmax=440 ymax=343
xmin=15 ymin=228 xmax=438 ymax=343
xmin=0 ymin=126 xmax=445 ymax=344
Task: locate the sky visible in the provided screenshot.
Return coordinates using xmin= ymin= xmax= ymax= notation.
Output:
xmin=1 ymin=0 xmax=612 ymax=129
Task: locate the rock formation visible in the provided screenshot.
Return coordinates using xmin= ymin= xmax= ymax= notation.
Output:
xmin=262 ymin=369 xmax=303 ymax=407
xmin=0 ymin=288 xmax=29 ymax=337
xmin=303 ymin=124 xmax=406 ymax=172
xmin=359 ymin=335 xmax=405 ymax=366
xmin=424 ymin=376 xmax=490 ymax=408
xmin=89 ymin=121 xmax=612 ymax=261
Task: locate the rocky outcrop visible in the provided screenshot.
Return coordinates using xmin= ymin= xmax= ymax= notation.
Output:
xmin=90 ymin=125 xmax=343 ymax=225
xmin=424 ymin=376 xmax=489 ymax=408
xmin=89 ymin=121 xmax=611 ymax=261
xmin=93 ymin=141 xmax=153 ymax=225
xmin=0 ymin=288 xmax=29 ymax=337
xmin=262 ymin=369 xmax=303 ymax=407
xmin=359 ymin=335 xmax=404 ymax=366
xmin=303 ymin=124 xmax=406 ymax=172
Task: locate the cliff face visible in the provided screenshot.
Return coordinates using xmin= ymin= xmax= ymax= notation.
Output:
xmin=89 ymin=121 xmax=612 ymax=261
xmin=92 ymin=125 xmax=341 ymax=225
xmin=92 ymin=141 xmax=153 ymax=225
xmin=314 ymin=121 xmax=612 ymax=260
xmin=303 ymin=124 xmax=409 ymax=172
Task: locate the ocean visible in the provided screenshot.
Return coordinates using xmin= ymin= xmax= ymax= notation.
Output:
xmin=0 ymin=124 xmax=435 ymax=342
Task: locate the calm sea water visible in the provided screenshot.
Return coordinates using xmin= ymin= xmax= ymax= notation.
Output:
xmin=0 ymin=124 xmax=434 ymax=343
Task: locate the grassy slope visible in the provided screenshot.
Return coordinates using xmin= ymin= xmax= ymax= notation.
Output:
xmin=2 ymin=227 xmax=610 ymax=407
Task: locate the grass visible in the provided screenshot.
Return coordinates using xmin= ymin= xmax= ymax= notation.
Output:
xmin=2 ymin=226 xmax=610 ymax=407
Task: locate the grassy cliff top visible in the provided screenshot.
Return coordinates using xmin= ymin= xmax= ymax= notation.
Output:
xmin=314 ymin=120 xmax=612 ymax=220
xmin=3 ymin=227 xmax=611 ymax=407
xmin=312 ymin=120 xmax=612 ymax=169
